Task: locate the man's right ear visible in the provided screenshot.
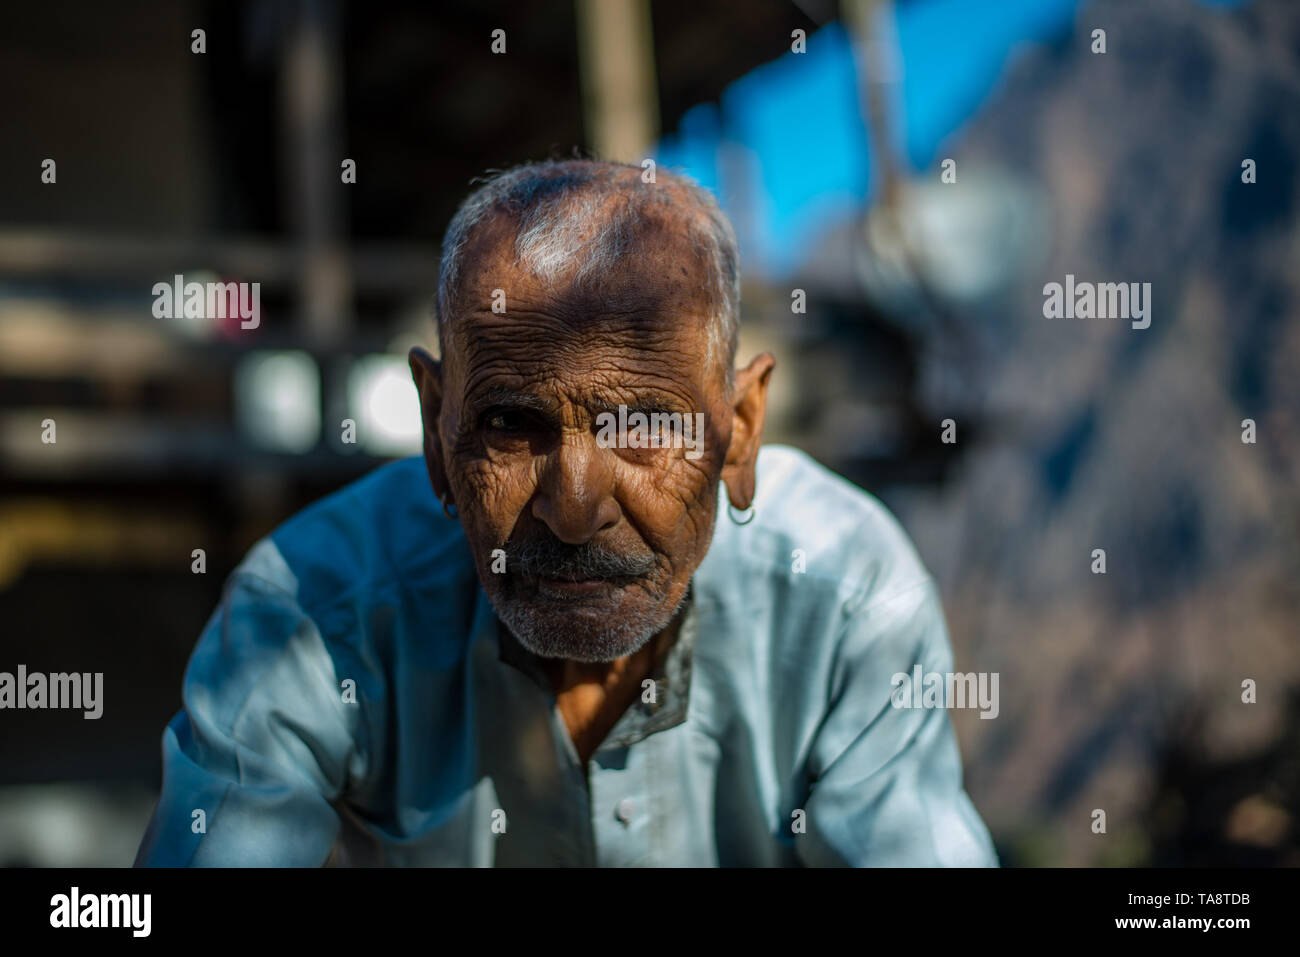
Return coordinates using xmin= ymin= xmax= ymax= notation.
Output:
xmin=408 ymin=346 xmax=451 ymax=504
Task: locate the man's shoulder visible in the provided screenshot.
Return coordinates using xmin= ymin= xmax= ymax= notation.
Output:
xmin=260 ymin=456 xmax=471 ymax=614
xmin=715 ymin=444 xmax=932 ymax=606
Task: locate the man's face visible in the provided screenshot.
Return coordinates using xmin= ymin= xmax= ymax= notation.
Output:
xmin=421 ymin=210 xmax=735 ymax=662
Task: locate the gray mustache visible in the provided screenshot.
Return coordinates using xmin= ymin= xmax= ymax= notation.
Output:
xmin=506 ymin=537 xmax=657 ymax=580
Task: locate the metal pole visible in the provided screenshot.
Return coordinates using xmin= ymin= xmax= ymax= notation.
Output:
xmin=281 ymin=0 xmax=351 ymax=346
xmin=575 ymin=0 xmax=661 ymax=163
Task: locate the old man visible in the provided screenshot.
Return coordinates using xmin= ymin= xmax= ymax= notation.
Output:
xmin=135 ymin=159 xmax=996 ymax=867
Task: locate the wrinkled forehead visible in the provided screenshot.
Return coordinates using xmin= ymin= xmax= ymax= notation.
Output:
xmin=444 ymin=296 xmax=715 ymax=412
xmin=448 ymin=313 xmax=715 ymax=418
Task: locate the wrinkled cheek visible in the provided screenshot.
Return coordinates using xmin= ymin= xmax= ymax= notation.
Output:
xmin=636 ymin=476 xmax=719 ymax=585
xmin=454 ymin=459 xmax=536 ymax=542
xmin=675 ymin=502 xmax=718 ymax=579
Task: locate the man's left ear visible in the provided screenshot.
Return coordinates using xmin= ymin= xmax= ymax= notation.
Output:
xmin=721 ymin=353 xmax=776 ymax=510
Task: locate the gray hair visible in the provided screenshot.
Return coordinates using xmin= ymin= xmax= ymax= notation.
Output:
xmin=435 ymin=159 xmax=740 ymax=384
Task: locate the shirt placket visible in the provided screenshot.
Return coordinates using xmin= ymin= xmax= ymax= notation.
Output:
xmin=586 ymin=600 xmax=697 ymax=866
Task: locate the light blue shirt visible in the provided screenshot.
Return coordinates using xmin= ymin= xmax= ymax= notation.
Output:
xmin=135 ymin=445 xmax=997 ymax=866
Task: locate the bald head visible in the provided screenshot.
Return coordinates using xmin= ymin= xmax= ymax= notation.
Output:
xmin=435 ymin=159 xmax=740 ymax=386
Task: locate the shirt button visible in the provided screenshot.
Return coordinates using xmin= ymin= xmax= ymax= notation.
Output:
xmin=614 ymin=798 xmax=637 ymax=825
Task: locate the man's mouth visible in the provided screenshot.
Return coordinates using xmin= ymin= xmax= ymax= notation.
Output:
xmin=537 ymin=575 xmax=610 ymax=593
xmin=529 ymin=571 xmax=638 ymax=598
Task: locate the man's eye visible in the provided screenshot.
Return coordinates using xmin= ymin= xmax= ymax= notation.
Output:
xmin=485 ymin=410 xmax=530 ymax=432
xmin=623 ymin=412 xmax=681 ymax=448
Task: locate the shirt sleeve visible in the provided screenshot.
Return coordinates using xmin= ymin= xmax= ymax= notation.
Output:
xmin=135 ymin=555 xmax=366 ymax=867
xmin=795 ymin=577 xmax=998 ymax=867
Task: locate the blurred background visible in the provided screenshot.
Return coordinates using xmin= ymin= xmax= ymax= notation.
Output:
xmin=1 ymin=0 xmax=1296 ymax=867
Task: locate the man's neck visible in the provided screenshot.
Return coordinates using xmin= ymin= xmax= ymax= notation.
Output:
xmin=539 ymin=615 xmax=683 ymax=767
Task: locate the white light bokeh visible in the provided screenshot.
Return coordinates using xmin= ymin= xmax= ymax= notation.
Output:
xmin=347 ymin=354 xmax=422 ymax=456
xmin=234 ymin=350 xmax=321 ymax=453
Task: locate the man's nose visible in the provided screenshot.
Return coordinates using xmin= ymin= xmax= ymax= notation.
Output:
xmin=531 ymin=432 xmax=620 ymax=544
